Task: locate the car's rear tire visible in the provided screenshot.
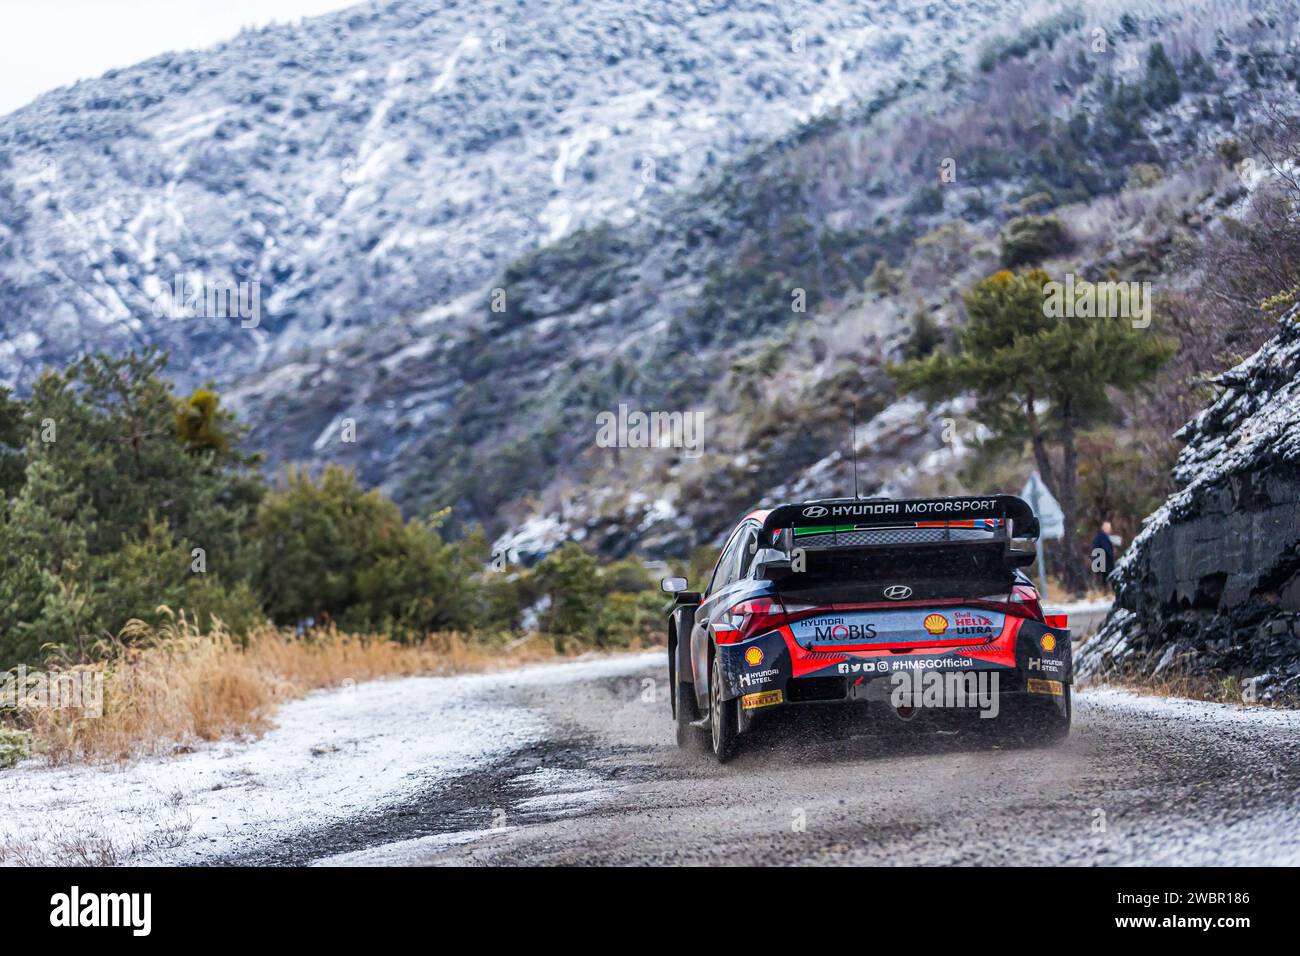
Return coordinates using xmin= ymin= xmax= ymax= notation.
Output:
xmin=709 ymin=652 xmax=739 ymax=763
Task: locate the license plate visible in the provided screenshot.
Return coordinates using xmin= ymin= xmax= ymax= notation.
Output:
xmin=1026 ymin=678 xmax=1064 ymax=696
xmin=741 ymin=690 xmax=783 ymax=710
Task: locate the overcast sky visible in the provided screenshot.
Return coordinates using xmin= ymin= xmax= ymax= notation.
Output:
xmin=0 ymin=0 xmax=362 ymax=117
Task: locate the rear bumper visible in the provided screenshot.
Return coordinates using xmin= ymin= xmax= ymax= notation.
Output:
xmin=719 ymin=615 xmax=1071 ymax=714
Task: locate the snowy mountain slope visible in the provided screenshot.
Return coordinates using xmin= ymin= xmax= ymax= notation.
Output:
xmin=234 ymin=0 xmax=1300 ymax=550
xmin=0 ymin=0 xmax=1032 ymax=391
xmin=5 ymin=0 xmax=1300 ymax=560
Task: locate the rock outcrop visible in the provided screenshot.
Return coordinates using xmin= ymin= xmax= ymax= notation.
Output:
xmin=1077 ymin=305 xmax=1300 ymax=703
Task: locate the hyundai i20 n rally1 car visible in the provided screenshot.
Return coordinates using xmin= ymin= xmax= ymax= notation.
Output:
xmin=662 ymin=495 xmax=1072 ymax=762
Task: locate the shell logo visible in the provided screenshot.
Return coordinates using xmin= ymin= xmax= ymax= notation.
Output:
xmin=923 ymin=614 xmax=948 ymax=636
xmin=744 ymin=646 xmax=764 ymax=666
xmin=1040 ymin=634 xmax=1057 ymax=653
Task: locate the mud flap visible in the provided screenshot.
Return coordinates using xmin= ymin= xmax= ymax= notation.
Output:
xmin=717 ymin=632 xmax=790 ymax=702
xmin=1012 ymin=619 xmax=1073 ymax=719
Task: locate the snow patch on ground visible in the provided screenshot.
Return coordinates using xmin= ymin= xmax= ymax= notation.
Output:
xmin=314 ymin=765 xmax=618 ymax=865
xmin=0 ymin=651 xmax=659 ymax=866
xmin=1080 ymin=685 xmax=1300 ymax=730
xmin=510 ymin=766 xmax=615 ymax=815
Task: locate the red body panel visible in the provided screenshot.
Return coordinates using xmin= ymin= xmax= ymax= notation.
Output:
xmin=781 ymin=611 xmax=1024 ymax=678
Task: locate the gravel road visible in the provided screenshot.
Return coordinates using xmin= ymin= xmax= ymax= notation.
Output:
xmin=226 ymin=647 xmax=1300 ymax=867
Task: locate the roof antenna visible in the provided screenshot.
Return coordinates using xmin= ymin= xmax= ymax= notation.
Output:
xmin=851 ymin=401 xmax=861 ymax=500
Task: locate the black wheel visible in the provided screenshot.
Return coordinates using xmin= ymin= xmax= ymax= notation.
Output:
xmin=674 ymin=678 xmax=703 ymax=749
xmin=709 ymin=651 xmax=739 ymax=763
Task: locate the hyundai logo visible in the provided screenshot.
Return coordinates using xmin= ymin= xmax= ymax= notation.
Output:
xmin=883 ymin=585 xmax=913 ymax=600
xmin=802 ymin=505 xmax=828 ymax=517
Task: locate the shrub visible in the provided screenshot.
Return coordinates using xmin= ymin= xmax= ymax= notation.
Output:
xmin=528 ymin=545 xmax=660 ymax=647
xmin=93 ymin=517 xmax=264 ymax=639
xmin=532 ymin=542 xmax=601 ymax=638
xmin=0 ymin=728 xmax=32 ymax=768
xmin=594 ymin=590 xmax=662 ymax=648
xmin=1000 ymin=215 xmax=1072 ymax=267
xmin=905 ymin=185 xmax=945 ymax=216
xmin=254 ymin=465 xmax=479 ymax=636
xmin=977 ymin=11 xmax=1085 ymax=72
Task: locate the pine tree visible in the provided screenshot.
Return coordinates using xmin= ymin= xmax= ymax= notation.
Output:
xmin=0 ymin=351 xmax=265 ymax=663
xmin=1144 ymin=43 xmax=1182 ymax=110
xmin=889 ymin=269 xmax=1175 ymax=595
xmin=0 ymin=386 xmax=24 ymax=501
xmin=0 ymin=456 xmax=97 ymax=661
xmin=25 ymin=350 xmax=262 ymax=559
xmin=902 ymin=308 xmax=945 ymax=361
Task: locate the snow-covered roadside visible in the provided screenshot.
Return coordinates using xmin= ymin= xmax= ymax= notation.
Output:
xmin=1075 ymin=686 xmax=1300 ymax=866
xmin=0 ymin=651 xmax=661 ymax=866
xmin=1079 ymin=685 xmax=1300 ymax=730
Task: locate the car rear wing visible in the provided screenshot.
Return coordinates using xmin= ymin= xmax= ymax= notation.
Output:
xmin=757 ymin=495 xmax=1040 ymax=565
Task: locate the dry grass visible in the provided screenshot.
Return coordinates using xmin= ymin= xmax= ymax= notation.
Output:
xmin=0 ymin=829 xmax=125 ymax=867
xmin=1086 ymin=672 xmax=1294 ymax=709
xmin=1091 ymin=672 xmax=1227 ymax=703
xmin=12 ymin=610 xmax=565 ymax=766
xmin=1039 ymin=574 xmax=1113 ymax=606
xmin=0 ymin=809 xmax=196 ymax=866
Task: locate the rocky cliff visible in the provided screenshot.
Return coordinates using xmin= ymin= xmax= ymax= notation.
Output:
xmin=1077 ymin=305 xmax=1300 ymax=703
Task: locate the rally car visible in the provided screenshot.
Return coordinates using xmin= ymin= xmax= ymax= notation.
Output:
xmin=662 ymin=495 xmax=1071 ymax=762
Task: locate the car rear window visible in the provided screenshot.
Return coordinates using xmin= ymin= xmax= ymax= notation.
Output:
xmin=768 ymin=544 xmax=1019 ymax=601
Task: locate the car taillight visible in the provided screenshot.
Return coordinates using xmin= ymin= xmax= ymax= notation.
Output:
xmin=714 ymin=597 xmax=792 ymax=644
xmin=1014 ymin=585 xmax=1045 ymax=621
xmin=977 ymin=585 xmax=1044 ymax=622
